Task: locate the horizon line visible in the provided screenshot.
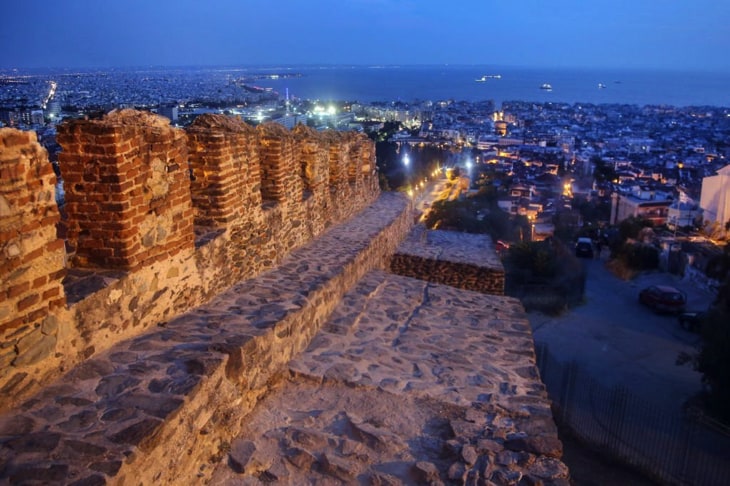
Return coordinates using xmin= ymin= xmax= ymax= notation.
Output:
xmin=2 ymin=63 xmax=730 ymax=75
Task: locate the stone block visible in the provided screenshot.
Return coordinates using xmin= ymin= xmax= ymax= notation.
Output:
xmin=228 ymin=439 xmax=257 ymax=474
xmin=13 ymin=332 xmax=56 ymax=367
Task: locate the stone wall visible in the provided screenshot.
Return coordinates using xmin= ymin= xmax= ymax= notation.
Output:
xmin=0 ymin=130 xmax=67 ymax=393
xmin=0 ymin=110 xmax=381 ymax=410
xmin=390 ymin=228 xmax=506 ymax=295
xmin=391 ymin=255 xmax=506 ymax=295
xmin=0 ymin=193 xmax=413 ymax=485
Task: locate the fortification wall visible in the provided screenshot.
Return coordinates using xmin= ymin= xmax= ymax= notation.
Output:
xmin=0 ymin=110 xmax=380 ymax=409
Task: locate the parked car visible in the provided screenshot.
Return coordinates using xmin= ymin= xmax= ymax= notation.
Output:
xmin=495 ymin=240 xmax=510 ymax=256
xmin=678 ymin=310 xmax=706 ymax=332
xmin=575 ymin=237 xmax=593 ymax=258
xmin=638 ymin=285 xmax=687 ymax=313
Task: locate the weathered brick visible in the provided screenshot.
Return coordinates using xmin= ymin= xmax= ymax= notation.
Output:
xmin=31 ymin=276 xmax=48 ymax=289
xmin=7 ymin=281 xmax=31 ymax=299
xmin=17 ymin=293 xmax=40 ymax=312
xmin=41 ymin=287 xmax=60 ymax=300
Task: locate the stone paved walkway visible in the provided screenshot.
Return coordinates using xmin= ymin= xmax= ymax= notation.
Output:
xmin=0 ymin=193 xmax=412 ymax=485
xmin=211 ymin=270 xmax=568 ymax=485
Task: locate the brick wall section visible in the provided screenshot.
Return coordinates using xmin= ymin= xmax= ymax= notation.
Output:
xmin=361 ymin=139 xmax=377 ymax=193
xmin=325 ymin=132 xmax=349 ymax=191
xmin=187 ymin=114 xmax=261 ymax=227
xmin=293 ymin=124 xmax=330 ymax=236
xmin=56 ymin=110 xmax=194 ymax=271
xmin=0 ymin=129 xmax=66 ymax=379
xmin=347 ymin=136 xmax=362 ymax=185
xmin=258 ymin=123 xmax=302 ymax=207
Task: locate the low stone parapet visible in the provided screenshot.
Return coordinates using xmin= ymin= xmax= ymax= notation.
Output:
xmin=390 ymin=228 xmax=506 ymax=295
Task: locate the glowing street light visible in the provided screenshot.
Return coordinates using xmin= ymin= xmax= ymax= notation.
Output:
xmin=403 ymin=154 xmax=410 ymax=167
xmin=465 ymin=159 xmax=473 ymax=171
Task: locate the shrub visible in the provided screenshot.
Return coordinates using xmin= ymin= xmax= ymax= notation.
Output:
xmin=696 ymin=306 xmax=730 ymax=421
xmin=621 ymin=243 xmax=659 ymax=270
xmin=504 ymin=240 xmax=586 ymax=314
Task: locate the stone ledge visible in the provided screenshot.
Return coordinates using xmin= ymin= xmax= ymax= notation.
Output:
xmin=0 ymin=192 xmax=413 ymax=485
xmin=391 ymin=228 xmax=506 ymax=295
xmin=211 ymin=270 xmax=568 ymax=484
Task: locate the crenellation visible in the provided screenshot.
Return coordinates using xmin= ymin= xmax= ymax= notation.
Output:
xmin=187 ymin=114 xmax=261 ymax=228
xmin=58 ymin=109 xmax=195 ymax=271
xmin=325 ymin=132 xmax=348 ymax=190
xmin=347 ymin=137 xmax=360 ymax=184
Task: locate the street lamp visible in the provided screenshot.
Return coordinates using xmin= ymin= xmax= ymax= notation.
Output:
xmin=403 ymin=153 xmax=410 ymax=167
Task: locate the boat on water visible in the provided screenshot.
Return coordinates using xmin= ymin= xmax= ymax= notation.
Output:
xmin=598 ymin=83 xmax=607 ymax=89
xmin=540 ymin=83 xmax=552 ymax=91
xmin=475 ymin=74 xmax=501 ymax=82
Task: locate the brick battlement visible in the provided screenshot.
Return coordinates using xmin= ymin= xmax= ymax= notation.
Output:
xmin=0 ymin=110 xmax=380 ymax=408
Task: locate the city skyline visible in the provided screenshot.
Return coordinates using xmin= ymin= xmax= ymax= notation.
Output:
xmin=2 ymin=0 xmax=730 ymax=72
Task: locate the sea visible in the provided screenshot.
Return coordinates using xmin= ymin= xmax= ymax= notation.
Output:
xmin=238 ymin=65 xmax=730 ymax=109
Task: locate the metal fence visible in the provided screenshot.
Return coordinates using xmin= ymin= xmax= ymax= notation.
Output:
xmin=535 ymin=342 xmax=730 ymax=486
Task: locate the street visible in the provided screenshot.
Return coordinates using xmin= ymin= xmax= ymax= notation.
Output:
xmin=529 ymin=255 xmax=715 ymax=408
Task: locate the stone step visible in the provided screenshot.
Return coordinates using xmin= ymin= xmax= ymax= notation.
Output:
xmin=0 ymin=192 xmax=413 ymax=485
xmin=390 ymin=227 xmax=506 ymax=295
xmin=209 ymin=270 xmax=568 ymax=484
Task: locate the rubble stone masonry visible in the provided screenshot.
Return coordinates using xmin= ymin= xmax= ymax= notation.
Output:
xmin=0 ymin=110 xmax=380 ymax=409
xmin=0 ymin=129 xmax=67 ymax=392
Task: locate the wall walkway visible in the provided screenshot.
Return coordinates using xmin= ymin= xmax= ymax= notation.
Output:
xmin=0 ymin=193 xmax=412 ymax=484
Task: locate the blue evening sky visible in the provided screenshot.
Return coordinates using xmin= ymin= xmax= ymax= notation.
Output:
xmin=2 ymin=0 xmax=729 ymax=71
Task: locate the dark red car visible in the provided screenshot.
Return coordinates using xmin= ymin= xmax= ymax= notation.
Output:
xmin=639 ymin=285 xmax=687 ymax=314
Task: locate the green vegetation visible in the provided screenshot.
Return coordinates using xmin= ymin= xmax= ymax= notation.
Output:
xmin=422 ymin=198 xmax=528 ymax=241
xmin=370 ymin=124 xmax=447 ymax=192
xmin=695 ymin=302 xmax=730 ymax=421
xmin=591 ymin=156 xmax=617 ymax=183
xmin=605 ymin=216 xmax=659 ymax=277
xmin=572 ymin=195 xmax=611 ymax=227
xmin=503 ymin=240 xmax=586 ymax=315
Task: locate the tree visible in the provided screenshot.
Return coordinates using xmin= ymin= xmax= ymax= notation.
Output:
xmin=678 ymin=244 xmax=730 ymax=422
xmin=616 ymin=216 xmax=653 ymax=244
xmin=592 ymin=156 xmax=617 ymax=183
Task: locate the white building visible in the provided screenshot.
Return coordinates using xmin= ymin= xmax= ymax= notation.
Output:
xmin=699 ymin=164 xmax=730 ymax=233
